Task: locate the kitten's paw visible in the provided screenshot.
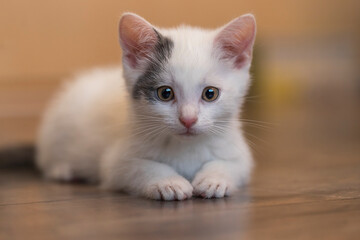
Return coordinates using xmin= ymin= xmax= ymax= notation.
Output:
xmin=192 ymin=176 xmax=235 ymax=199
xmin=46 ymin=164 xmax=74 ymax=182
xmin=145 ymin=176 xmax=193 ymax=201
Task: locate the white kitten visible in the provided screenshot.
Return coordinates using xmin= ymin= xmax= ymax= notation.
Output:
xmin=36 ymin=13 xmax=256 ymax=200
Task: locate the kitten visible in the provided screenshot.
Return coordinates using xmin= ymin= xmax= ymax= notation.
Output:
xmin=36 ymin=13 xmax=256 ymax=200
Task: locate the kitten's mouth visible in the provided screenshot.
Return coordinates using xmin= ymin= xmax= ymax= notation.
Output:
xmin=178 ymin=129 xmax=198 ymax=137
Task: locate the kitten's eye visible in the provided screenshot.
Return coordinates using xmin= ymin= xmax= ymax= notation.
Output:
xmin=157 ymin=86 xmax=174 ymax=101
xmin=202 ymin=87 xmax=219 ymax=102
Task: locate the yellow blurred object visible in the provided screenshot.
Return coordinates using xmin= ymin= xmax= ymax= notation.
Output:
xmin=261 ymin=66 xmax=301 ymax=109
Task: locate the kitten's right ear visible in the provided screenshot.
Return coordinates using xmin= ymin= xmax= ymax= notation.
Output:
xmin=118 ymin=13 xmax=158 ymax=68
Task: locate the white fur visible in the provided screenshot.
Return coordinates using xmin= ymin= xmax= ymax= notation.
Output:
xmin=37 ymin=14 xmax=255 ymax=200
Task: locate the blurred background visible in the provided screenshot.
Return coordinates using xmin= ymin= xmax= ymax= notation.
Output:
xmin=1 ymin=1 xmax=360 ymax=238
xmin=0 ymin=0 xmax=359 ymax=157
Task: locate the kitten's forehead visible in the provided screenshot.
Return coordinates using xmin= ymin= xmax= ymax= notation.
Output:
xmin=161 ymin=26 xmax=215 ymax=59
xmin=131 ymin=26 xmax=223 ymax=101
xmin=161 ymin=26 xmax=217 ymax=84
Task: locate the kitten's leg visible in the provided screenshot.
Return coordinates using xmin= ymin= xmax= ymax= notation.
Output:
xmin=192 ymin=160 xmax=252 ymax=198
xmin=101 ymin=158 xmax=193 ymax=201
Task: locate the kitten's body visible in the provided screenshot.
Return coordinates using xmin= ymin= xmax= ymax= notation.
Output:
xmin=37 ymin=68 xmax=127 ymax=182
xmin=37 ymin=13 xmax=256 ymax=200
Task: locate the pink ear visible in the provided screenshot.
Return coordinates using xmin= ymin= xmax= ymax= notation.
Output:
xmin=215 ymin=14 xmax=256 ymax=68
xmin=119 ymin=13 xmax=157 ymax=68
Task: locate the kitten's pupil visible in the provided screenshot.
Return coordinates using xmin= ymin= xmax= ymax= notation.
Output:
xmin=205 ymin=89 xmax=214 ymax=99
xmin=162 ymin=88 xmax=172 ymax=99
xmin=202 ymin=87 xmax=219 ymax=102
xmin=157 ymin=86 xmax=174 ymax=101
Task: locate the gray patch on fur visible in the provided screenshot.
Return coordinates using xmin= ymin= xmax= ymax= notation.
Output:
xmin=133 ymin=30 xmax=174 ymax=101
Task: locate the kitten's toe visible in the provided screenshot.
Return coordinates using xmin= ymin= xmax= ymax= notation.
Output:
xmin=192 ymin=177 xmax=234 ymax=198
xmin=173 ymin=185 xmax=189 ymax=200
xmin=146 ymin=176 xmax=193 ymax=201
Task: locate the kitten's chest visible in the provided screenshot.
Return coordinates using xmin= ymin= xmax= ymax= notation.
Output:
xmin=148 ymin=138 xmax=214 ymax=180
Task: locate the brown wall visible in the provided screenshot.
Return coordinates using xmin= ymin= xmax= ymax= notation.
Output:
xmin=1 ymin=0 xmax=359 ymax=80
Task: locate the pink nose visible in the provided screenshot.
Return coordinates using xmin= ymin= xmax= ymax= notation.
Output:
xmin=179 ymin=117 xmax=198 ymax=129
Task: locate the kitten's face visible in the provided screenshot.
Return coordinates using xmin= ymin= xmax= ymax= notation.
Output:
xmin=119 ymin=13 xmax=256 ymax=138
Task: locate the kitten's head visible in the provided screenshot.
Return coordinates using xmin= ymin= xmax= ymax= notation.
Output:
xmin=118 ymin=13 xmax=256 ymax=138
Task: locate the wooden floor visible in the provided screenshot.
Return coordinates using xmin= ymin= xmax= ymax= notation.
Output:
xmin=0 ymin=81 xmax=359 ymax=240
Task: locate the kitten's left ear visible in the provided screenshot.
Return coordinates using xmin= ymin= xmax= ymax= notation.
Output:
xmin=215 ymin=14 xmax=256 ymax=68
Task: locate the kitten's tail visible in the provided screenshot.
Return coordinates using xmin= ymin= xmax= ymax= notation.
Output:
xmin=0 ymin=144 xmax=36 ymax=169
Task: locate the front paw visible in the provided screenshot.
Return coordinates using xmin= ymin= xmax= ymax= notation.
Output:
xmin=192 ymin=175 xmax=235 ymax=199
xmin=145 ymin=176 xmax=193 ymax=201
